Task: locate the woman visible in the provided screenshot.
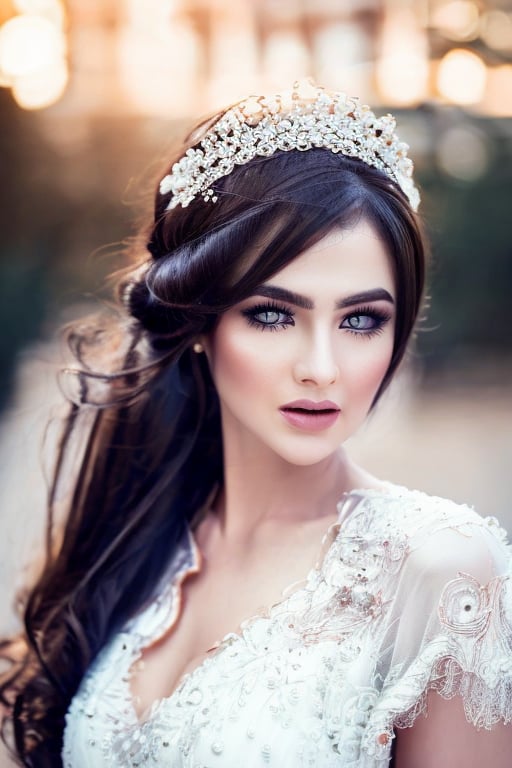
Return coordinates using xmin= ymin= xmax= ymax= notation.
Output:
xmin=1 ymin=80 xmax=511 ymax=767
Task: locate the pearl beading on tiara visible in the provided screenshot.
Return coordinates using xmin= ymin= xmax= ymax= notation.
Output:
xmin=159 ymin=80 xmax=420 ymax=212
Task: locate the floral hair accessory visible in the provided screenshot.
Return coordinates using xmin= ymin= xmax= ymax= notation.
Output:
xmin=160 ymin=78 xmax=420 ymax=212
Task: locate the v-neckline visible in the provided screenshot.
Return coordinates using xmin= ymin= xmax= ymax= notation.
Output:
xmin=125 ymin=485 xmax=390 ymax=725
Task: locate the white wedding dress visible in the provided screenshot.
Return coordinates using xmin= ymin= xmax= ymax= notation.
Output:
xmin=62 ymin=484 xmax=512 ymax=767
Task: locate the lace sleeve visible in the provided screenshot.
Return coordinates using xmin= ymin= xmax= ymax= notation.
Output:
xmin=367 ymin=516 xmax=512 ymax=747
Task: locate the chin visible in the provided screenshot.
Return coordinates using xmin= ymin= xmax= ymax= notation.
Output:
xmin=270 ymin=438 xmax=344 ymax=467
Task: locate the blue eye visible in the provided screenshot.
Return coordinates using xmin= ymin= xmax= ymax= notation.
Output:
xmin=242 ymin=303 xmax=295 ymax=331
xmin=344 ymin=315 xmax=377 ymax=330
xmin=341 ymin=306 xmax=391 ymax=336
xmin=255 ymin=310 xmax=286 ymax=325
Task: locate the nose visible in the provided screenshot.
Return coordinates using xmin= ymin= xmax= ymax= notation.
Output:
xmin=293 ymin=331 xmax=339 ymax=388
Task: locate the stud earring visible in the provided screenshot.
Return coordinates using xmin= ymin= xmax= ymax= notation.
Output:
xmin=193 ymin=342 xmax=204 ymax=354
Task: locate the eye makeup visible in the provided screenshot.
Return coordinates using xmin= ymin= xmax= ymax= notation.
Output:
xmin=340 ymin=305 xmax=392 ymax=338
xmin=242 ymin=300 xmax=392 ymax=337
xmin=241 ymin=302 xmax=295 ymax=331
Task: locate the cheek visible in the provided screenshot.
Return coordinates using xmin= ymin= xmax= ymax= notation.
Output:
xmin=208 ymin=324 xmax=275 ymax=399
xmin=342 ymin=338 xmax=394 ymax=399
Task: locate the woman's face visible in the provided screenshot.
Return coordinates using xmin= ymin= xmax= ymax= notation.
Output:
xmin=204 ymin=219 xmax=396 ymax=466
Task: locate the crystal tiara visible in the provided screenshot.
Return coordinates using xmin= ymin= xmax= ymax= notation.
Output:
xmin=159 ymin=79 xmax=420 ymax=212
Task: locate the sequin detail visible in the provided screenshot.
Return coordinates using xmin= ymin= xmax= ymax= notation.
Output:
xmin=62 ymin=485 xmax=512 ymax=768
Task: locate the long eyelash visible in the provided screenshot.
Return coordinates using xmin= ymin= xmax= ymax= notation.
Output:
xmin=242 ymin=302 xmax=294 ymax=331
xmin=348 ymin=304 xmax=392 ymax=321
xmin=245 ymin=301 xmax=294 ymax=316
xmin=343 ymin=304 xmax=392 ymax=338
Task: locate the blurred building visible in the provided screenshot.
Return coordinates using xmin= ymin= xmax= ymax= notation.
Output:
xmin=2 ymin=0 xmax=512 ymax=117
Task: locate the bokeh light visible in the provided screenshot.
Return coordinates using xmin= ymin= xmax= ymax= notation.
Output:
xmin=313 ymin=22 xmax=370 ymax=93
xmin=0 ymin=67 xmax=12 ymax=87
xmin=117 ymin=20 xmax=200 ymax=117
xmin=482 ymin=64 xmax=512 ymax=116
xmin=0 ymin=14 xmax=65 ymax=78
xmin=205 ymin=8 xmax=259 ymax=111
xmin=376 ymin=10 xmax=429 ymax=105
xmin=12 ymin=54 xmax=68 ymax=109
xmin=437 ymin=48 xmax=487 ymax=105
xmin=376 ymin=52 xmax=430 ymax=106
xmin=263 ymin=32 xmax=310 ymax=90
xmin=432 ymin=0 xmax=480 ymax=41
xmin=436 ymin=125 xmax=490 ymax=181
xmin=0 ymin=1 xmax=510 ymax=115
xmin=480 ymin=10 xmax=512 ymax=52
xmin=12 ymin=0 xmax=66 ymax=29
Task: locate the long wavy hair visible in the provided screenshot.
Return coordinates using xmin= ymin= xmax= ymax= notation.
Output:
xmin=0 ymin=136 xmax=426 ymax=766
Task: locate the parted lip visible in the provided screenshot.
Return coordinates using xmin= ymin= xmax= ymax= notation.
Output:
xmin=280 ymin=399 xmax=340 ymax=412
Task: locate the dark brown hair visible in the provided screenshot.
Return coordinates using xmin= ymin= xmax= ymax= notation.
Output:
xmin=0 ymin=144 xmax=426 ymax=766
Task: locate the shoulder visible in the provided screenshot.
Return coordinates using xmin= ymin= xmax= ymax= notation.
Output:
xmin=340 ymin=483 xmax=511 ymax=585
xmin=357 ymin=486 xmax=512 ymax=738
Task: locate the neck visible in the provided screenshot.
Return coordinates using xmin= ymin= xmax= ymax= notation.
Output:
xmin=212 ymin=435 xmax=354 ymax=542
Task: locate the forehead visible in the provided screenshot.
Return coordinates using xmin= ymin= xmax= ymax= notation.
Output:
xmin=270 ymin=220 xmax=395 ymax=296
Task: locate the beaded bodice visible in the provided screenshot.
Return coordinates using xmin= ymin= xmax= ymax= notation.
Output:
xmin=63 ymin=485 xmax=512 ymax=767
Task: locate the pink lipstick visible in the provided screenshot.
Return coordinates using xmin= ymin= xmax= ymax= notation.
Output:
xmin=279 ymin=399 xmax=340 ymax=432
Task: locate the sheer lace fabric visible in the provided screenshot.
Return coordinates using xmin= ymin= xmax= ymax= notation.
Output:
xmin=62 ymin=485 xmax=512 ymax=767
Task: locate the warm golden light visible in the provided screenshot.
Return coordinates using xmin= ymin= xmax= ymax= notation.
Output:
xmin=481 ymin=65 xmax=512 ymax=117
xmin=432 ymin=0 xmax=480 ymax=41
xmin=13 ymin=0 xmax=66 ymax=30
xmin=262 ymin=32 xmax=311 ymax=90
xmin=0 ymin=66 xmax=12 ymax=87
xmin=0 ymin=14 xmax=64 ymax=78
xmin=480 ymin=11 xmax=512 ymax=53
xmin=1 ymin=0 xmax=507 ymax=118
xmin=206 ymin=8 xmax=259 ymax=111
xmin=437 ymin=49 xmax=487 ymax=105
xmin=12 ymin=55 xmax=68 ymax=109
xmin=117 ymin=21 xmax=199 ymax=117
xmin=376 ymin=10 xmax=429 ymax=105
xmin=123 ymin=0 xmax=179 ymax=27
xmin=313 ymin=22 xmax=371 ymax=96
xmin=376 ymin=52 xmax=429 ymax=106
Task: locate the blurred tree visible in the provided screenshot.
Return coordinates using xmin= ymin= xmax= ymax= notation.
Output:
xmin=0 ymin=91 xmax=49 ymax=411
xmin=419 ymin=125 xmax=512 ymax=379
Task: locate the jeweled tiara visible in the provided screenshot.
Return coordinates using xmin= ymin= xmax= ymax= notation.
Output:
xmin=159 ymin=79 xmax=420 ymax=212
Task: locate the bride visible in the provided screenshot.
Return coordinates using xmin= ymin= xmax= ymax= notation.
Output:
xmin=1 ymin=80 xmax=511 ymax=767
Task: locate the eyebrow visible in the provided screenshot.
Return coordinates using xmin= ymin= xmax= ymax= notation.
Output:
xmin=252 ymin=284 xmax=395 ymax=310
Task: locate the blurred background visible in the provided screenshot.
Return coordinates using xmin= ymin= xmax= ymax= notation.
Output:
xmin=0 ymin=0 xmax=511 ymax=701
